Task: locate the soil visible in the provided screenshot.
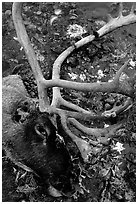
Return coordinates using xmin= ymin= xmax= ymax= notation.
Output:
xmin=2 ymin=2 xmax=136 ymax=202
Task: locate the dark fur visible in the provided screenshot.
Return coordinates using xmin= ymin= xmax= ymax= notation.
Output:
xmin=3 ymin=75 xmax=72 ymax=191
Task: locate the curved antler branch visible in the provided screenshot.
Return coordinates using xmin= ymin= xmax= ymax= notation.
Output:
xmin=60 ymin=112 xmax=92 ymax=162
xmin=102 ymin=97 xmax=133 ymax=117
xmin=50 ymin=3 xmax=135 ymax=109
xmin=98 ymin=3 xmax=136 ymax=37
xmin=41 ymin=60 xmax=134 ymax=97
xmin=12 ymin=2 xmax=50 ymax=111
xmin=59 ymin=97 xmax=92 ymax=114
xmin=68 ymin=118 xmax=123 ymax=140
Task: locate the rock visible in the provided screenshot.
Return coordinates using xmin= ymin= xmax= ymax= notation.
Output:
xmin=67 ymin=56 xmax=78 ymax=67
xmin=104 ymin=103 xmax=112 ymax=110
xmin=104 ymin=67 xmax=110 ymax=74
xmin=5 ymin=9 xmax=12 ymax=16
xmin=105 ymin=98 xmax=115 ymax=105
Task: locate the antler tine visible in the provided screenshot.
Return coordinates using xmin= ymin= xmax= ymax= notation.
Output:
xmin=118 ymin=2 xmax=123 ymax=18
xmin=131 ymin=3 xmax=136 ymax=14
xmin=68 ymin=117 xmax=123 ymax=143
xmin=113 ymin=60 xmax=129 ymax=83
xmin=12 ymin=2 xmax=50 ymax=112
xmin=107 ymin=13 xmax=113 ymax=22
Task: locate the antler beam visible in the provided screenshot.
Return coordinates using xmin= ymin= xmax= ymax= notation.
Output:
xmin=12 ymin=2 xmax=50 ymax=111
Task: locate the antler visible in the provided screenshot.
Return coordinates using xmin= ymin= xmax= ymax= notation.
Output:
xmin=12 ymin=2 xmax=136 ymax=162
xmin=12 ymin=3 xmax=50 ymax=112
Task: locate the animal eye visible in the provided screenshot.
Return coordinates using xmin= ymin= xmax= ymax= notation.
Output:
xmin=34 ymin=124 xmax=48 ymax=144
xmin=37 ymin=125 xmax=47 ymax=136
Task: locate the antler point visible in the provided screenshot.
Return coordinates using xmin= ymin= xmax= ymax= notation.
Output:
xmin=118 ymin=2 xmax=123 ymax=18
xmin=130 ymin=4 xmax=136 ymax=14
xmin=107 ymin=13 xmax=113 ymax=22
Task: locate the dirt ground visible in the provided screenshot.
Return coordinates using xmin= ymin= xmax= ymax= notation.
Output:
xmin=2 ymin=2 xmax=136 ymax=202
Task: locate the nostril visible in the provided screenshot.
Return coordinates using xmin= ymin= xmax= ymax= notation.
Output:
xmin=22 ymin=106 xmax=28 ymax=112
xmin=13 ymin=112 xmax=22 ymax=123
xmin=24 ymin=101 xmax=28 ymax=105
xmin=13 ymin=108 xmax=29 ymax=124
